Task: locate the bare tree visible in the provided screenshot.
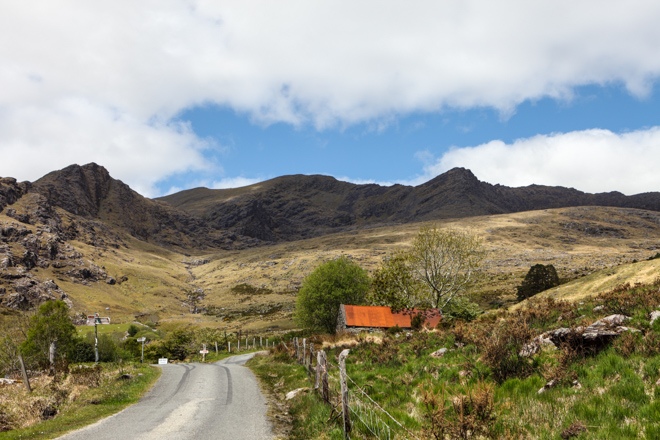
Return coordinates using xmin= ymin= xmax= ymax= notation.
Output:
xmin=410 ymin=226 xmax=485 ymax=310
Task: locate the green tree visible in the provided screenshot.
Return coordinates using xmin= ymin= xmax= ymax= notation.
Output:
xmin=294 ymin=256 xmax=370 ymax=334
xmin=370 ymin=252 xmax=424 ymax=311
xmin=20 ymin=300 xmax=77 ymax=368
xmin=516 ymin=264 xmax=560 ymax=301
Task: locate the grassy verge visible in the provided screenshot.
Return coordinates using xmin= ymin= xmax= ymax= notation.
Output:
xmin=249 ymin=350 xmax=345 ymax=439
xmin=250 ymin=280 xmax=660 ymax=439
xmin=0 ymin=363 xmax=160 ymax=439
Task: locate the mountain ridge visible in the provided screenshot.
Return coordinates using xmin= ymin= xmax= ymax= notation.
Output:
xmin=158 ymin=166 xmax=660 ymax=243
xmin=3 ymin=163 xmax=660 ymax=248
xmin=2 ymin=162 xmax=660 ymax=321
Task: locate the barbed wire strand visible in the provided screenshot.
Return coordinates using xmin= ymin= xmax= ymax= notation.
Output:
xmin=346 ymin=373 xmax=422 ymax=440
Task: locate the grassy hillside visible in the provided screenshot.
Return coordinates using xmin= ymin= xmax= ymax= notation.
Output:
xmin=4 ymin=206 xmax=659 ymax=332
xmin=250 ymin=280 xmax=660 ymax=439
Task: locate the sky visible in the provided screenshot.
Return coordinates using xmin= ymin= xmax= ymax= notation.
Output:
xmin=1 ymin=1 xmax=660 ymax=198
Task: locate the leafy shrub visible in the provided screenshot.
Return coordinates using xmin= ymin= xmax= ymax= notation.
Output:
xmin=613 ymin=331 xmax=643 ymax=357
xmin=480 ymin=315 xmax=537 ymax=383
xmin=516 ymin=264 xmax=560 ymax=301
xmin=230 ymin=283 xmax=273 ymax=295
xmin=597 ymin=279 xmax=660 ymax=316
xmin=443 ymin=296 xmax=482 ymax=322
xmin=422 ymin=382 xmax=496 ymax=439
xmin=386 ymin=325 xmax=402 ymax=335
xmin=411 ymin=313 xmax=425 ymax=331
xmin=127 ymin=324 xmax=140 ymax=337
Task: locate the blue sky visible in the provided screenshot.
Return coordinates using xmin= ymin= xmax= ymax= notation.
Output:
xmin=2 ymin=2 xmax=660 ymax=197
xmin=169 ymin=83 xmax=660 ymax=195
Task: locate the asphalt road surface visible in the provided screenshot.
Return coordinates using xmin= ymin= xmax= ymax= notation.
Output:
xmin=57 ymin=353 xmax=273 ymax=440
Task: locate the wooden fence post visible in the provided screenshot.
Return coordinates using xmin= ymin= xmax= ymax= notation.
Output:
xmin=315 ymin=350 xmax=322 ymax=389
xmin=302 ymin=338 xmax=307 ymax=365
xmin=339 ymin=349 xmax=351 ymax=438
xmin=49 ymin=341 xmax=56 ymax=376
xmin=320 ymin=350 xmax=329 ymax=403
xmin=18 ymin=354 xmax=31 ymax=393
xmin=308 ymin=343 xmax=314 ymax=376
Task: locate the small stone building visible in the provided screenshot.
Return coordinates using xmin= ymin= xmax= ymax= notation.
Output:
xmin=337 ymin=304 xmax=441 ymax=333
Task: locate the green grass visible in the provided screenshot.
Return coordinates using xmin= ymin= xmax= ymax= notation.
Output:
xmin=250 ymin=281 xmax=660 ymax=439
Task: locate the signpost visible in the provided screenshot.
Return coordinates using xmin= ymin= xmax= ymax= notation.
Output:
xmin=200 ymin=344 xmax=209 ymax=362
xmin=137 ymin=337 xmax=146 ymax=363
xmin=88 ymin=312 xmax=110 ymax=364
xmin=94 ymin=313 xmax=101 ymax=363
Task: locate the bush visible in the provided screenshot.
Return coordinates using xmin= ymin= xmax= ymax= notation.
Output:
xmin=443 ymin=295 xmax=482 ymax=322
xmin=20 ymin=300 xmax=77 ymax=369
xmin=480 ymin=314 xmax=537 ymax=383
xmin=517 ymin=264 xmax=560 ymax=301
xmin=294 ymin=256 xmax=370 ymax=334
xmin=422 ymin=382 xmax=496 ymax=439
xmin=127 ymin=324 xmax=140 ymax=337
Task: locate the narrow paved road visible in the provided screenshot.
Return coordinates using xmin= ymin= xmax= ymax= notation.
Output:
xmin=58 ymin=353 xmax=273 ymax=440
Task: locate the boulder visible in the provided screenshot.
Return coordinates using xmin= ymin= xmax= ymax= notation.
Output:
xmin=521 ymin=315 xmax=636 ymax=357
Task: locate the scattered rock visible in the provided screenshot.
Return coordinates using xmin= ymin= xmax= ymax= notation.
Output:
xmin=561 ymin=421 xmax=587 ymax=439
xmin=650 ymin=310 xmax=660 ymax=326
xmin=430 ymin=348 xmax=448 ymax=358
xmin=285 ymin=387 xmax=309 ymax=400
xmin=538 ymin=379 xmax=558 ymax=394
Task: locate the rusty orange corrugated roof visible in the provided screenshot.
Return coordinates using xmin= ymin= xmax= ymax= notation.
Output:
xmin=392 ymin=309 xmax=442 ymax=328
xmin=343 ymin=305 xmax=396 ymax=327
xmin=343 ymin=305 xmax=442 ymax=329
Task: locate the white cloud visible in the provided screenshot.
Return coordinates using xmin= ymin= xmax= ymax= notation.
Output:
xmin=210 ymin=176 xmax=264 ymax=190
xmin=0 ymin=98 xmax=213 ymax=197
xmin=419 ymin=127 xmax=660 ymax=195
xmin=2 ymin=1 xmax=660 ymax=194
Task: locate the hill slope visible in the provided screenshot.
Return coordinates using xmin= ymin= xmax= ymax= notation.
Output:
xmin=2 ymin=163 xmax=660 ymax=329
xmin=159 ymin=167 xmax=660 ymax=242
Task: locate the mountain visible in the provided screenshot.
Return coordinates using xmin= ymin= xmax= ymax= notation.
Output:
xmin=3 ymin=162 xmax=660 ymax=318
xmin=158 ymin=167 xmax=660 ymax=242
xmin=29 ymin=163 xmax=252 ymax=250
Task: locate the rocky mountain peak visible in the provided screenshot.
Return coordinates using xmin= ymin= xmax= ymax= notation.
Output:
xmin=30 ymin=163 xmax=121 ymax=218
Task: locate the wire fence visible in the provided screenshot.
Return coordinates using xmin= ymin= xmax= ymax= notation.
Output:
xmin=291 ymin=337 xmax=421 ymax=440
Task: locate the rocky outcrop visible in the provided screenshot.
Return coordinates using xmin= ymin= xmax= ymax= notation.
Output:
xmin=521 ymin=315 xmax=638 ymax=357
xmin=1 ymin=277 xmax=70 ymax=310
xmin=159 ymin=167 xmax=660 ymax=243
xmin=0 ymin=177 xmax=29 ymax=213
